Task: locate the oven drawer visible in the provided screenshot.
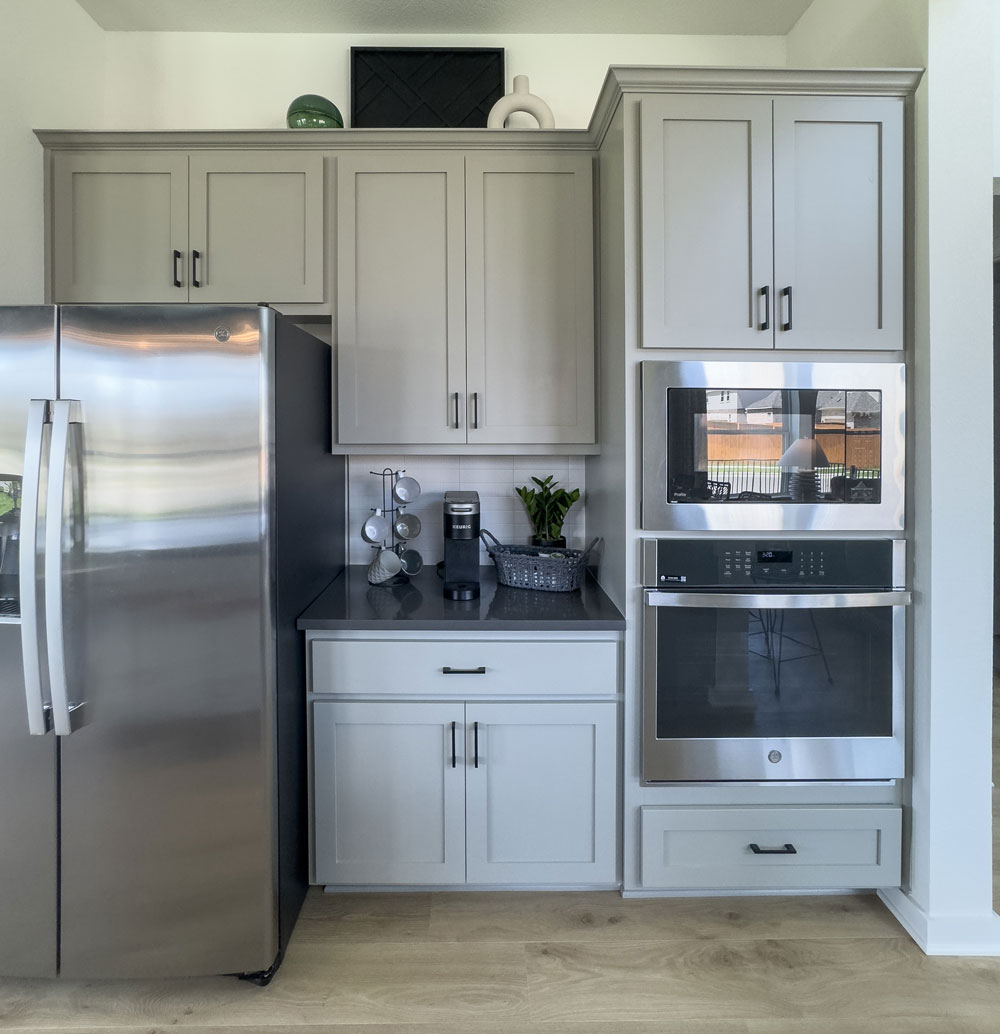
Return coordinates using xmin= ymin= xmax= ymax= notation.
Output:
xmin=640 ymin=805 xmax=901 ymax=890
xmin=311 ymin=638 xmax=619 ymax=698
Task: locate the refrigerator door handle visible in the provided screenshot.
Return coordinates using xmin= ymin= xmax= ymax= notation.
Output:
xmin=19 ymin=399 xmax=53 ymax=735
xmin=45 ymin=399 xmax=85 ymax=737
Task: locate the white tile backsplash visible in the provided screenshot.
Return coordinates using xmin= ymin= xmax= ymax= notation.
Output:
xmin=348 ymin=455 xmax=587 ymax=566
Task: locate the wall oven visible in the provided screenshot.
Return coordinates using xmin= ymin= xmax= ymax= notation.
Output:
xmin=642 ymin=538 xmax=909 ymax=782
xmin=641 ymin=361 xmax=905 ymax=532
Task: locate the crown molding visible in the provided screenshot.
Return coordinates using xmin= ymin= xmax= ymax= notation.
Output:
xmin=589 ymin=65 xmax=924 ymax=148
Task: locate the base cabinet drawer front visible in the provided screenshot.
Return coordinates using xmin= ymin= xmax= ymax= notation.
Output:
xmin=311 ymin=638 xmax=618 ymax=698
xmin=640 ymin=806 xmax=901 ymax=890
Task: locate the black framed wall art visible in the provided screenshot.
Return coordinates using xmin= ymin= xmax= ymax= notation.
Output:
xmin=351 ymin=47 xmax=505 ymax=128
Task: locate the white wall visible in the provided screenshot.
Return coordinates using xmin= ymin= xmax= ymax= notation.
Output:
xmin=790 ymin=0 xmax=999 ymax=955
xmin=100 ymin=32 xmax=786 ymax=131
xmin=0 ymin=0 xmax=107 ymax=304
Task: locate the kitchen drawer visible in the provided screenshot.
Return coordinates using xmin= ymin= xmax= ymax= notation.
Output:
xmin=311 ymin=638 xmax=618 ymax=698
xmin=640 ymin=806 xmax=901 ymax=890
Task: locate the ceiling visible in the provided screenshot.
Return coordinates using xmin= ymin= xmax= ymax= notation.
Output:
xmin=73 ymin=0 xmax=815 ymax=35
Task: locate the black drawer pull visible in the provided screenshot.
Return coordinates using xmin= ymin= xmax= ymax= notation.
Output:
xmin=749 ymin=842 xmax=797 ymax=855
xmin=442 ymin=666 xmax=487 ymax=675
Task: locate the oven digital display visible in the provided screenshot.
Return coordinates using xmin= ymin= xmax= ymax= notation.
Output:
xmin=757 ymin=549 xmax=793 ymax=564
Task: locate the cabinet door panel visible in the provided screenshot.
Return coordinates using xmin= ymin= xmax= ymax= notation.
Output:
xmin=337 ymin=153 xmax=466 ymax=445
xmin=313 ymin=701 xmax=465 ymax=885
xmin=51 ymin=152 xmax=188 ymax=302
xmin=772 ymin=97 xmax=903 ymax=351
xmin=640 ymin=96 xmax=773 ymax=349
xmin=465 ymin=155 xmax=595 ymax=443
xmin=465 ymin=702 xmax=617 ymax=885
xmin=188 ymin=152 xmax=325 ymax=303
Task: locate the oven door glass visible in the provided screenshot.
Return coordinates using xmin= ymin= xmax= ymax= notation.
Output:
xmin=667 ymin=388 xmax=882 ymax=505
xmin=643 ymin=590 xmax=906 ymax=781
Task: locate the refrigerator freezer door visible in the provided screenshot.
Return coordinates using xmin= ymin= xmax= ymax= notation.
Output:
xmin=56 ymin=305 xmax=278 ymax=978
xmin=0 ymin=306 xmax=58 ymax=977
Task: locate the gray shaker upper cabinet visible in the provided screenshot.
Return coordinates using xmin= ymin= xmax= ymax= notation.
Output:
xmin=336 ymin=150 xmax=596 ymax=450
xmin=465 ymin=154 xmax=595 ymax=446
xmin=50 ymin=150 xmax=326 ymax=307
xmin=51 ymin=151 xmax=189 ymax=304
xmin=639 ymin=94 xmax=903 ymax=351
xmin=336 ymin=152 xmax=468 ymax=447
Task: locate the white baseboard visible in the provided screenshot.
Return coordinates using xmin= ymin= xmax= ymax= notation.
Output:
xmin=879 ymin=887 xmax=1000 ymax=955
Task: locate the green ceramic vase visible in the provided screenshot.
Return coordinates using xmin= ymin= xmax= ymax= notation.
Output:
xmin=286 ymin=94 xmax=343 ymax=129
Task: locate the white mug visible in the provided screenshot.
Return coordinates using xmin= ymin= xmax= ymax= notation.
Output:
xmin=361 ymin=510 xmax=390 ymax=544
xmin=392 ymin=476 xmax=421 ymax=504
xmin=368 ymin=547 xmax=403 ymax=584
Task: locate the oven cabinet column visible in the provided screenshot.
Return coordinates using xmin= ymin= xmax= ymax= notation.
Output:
xmin=638 ymin=93 xmax=903 ymax=351
xmin=308 ymin=634 xmax=620 ymax=888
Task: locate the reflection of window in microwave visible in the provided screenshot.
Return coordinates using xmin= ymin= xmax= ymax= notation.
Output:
xmin=671 ymin=387 xmax=883 ymax=503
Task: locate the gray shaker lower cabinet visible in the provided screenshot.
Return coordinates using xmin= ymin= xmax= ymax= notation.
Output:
xmin=309 ymin=636 xmax=620 ymax=888
xmin=312 ymin=700 xmax=467 ymax=886
xmin=639 ymin=806 xmax=902 ymax=890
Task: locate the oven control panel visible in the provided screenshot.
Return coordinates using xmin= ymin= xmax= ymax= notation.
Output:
xmin=642 ymin=538 xmax=896 ymax=589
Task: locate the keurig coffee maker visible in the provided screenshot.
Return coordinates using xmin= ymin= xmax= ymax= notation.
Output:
xmin=442 ymin=491 xmax=480 ymax=600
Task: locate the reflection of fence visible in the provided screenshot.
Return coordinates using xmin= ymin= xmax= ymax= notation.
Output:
xmin=706 ymin=461 xmax=879 ymax=498
xmin=706 ymin=427 xmax=882 ymax=471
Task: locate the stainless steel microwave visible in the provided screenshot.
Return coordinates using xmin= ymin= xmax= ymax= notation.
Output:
xmin=640 ymin=361 xmax=905 ymax=532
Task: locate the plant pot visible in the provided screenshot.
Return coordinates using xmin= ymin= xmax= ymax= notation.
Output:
xmin=531 ymin=535 xmax=566 ymax=549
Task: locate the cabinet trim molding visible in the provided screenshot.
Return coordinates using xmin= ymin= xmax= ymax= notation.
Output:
xmin=589 ymin=65 xmax=923 ymax=149
xmin=35 ymin=128 xmax=595 ymax=152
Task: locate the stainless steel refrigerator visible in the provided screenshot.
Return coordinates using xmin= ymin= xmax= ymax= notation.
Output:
xmin=0 ymin=305 xmax=345 ymax=981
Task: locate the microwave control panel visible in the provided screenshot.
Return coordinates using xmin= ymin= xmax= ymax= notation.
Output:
xmin=643 ymin=538 xmax=895 ymax=590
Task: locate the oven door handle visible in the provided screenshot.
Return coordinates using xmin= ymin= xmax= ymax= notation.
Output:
xmin=644 ymin=590 xmax=912 ymax=609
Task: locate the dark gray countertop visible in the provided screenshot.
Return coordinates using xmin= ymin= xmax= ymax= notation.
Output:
xmin=297 ymin=566 xmax=625 ymax=632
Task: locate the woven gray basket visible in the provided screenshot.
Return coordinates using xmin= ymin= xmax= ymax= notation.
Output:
xmin=480 ymin=529 xmax=598 ymax=592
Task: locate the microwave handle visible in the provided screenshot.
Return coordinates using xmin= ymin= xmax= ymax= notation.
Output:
xmin=645 ymin=590 xmax=911 ymax=609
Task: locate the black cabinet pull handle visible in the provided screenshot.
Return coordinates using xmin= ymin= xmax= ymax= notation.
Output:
xmin=759 ymin=285 xmax=770 ymax=331
xmin=473 ymin=391 xmax=480 ymax=430
xmin=453 ymin=392 xmax=460 ymax=429
xmin=442 ymin=666 xmax=486 ymax=675
xmin=192 ymin=250 xmax=202 ymax=288
xmin=473 ymin=721 xmax=479 ymax=768
xmin=780 ymin=285 xmax=792 ymax=331
xmin=749 ymin=842 xmax=797 ymax=855
xmin=450 ymin=721 xmax=457 ymax=769
xmin=172 ymin=249 xmax=182 ymax=288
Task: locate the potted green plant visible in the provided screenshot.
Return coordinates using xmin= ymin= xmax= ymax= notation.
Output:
xmin=515 ymin=475 xmax=581 ymax=548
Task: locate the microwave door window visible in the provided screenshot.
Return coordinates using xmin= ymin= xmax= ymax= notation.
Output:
xmin=666 ymin=386 xmax=882 ymax=505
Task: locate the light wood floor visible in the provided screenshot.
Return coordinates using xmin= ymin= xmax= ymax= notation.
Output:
xmin=2 ymin=888 xmax=1000 ymax=1033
